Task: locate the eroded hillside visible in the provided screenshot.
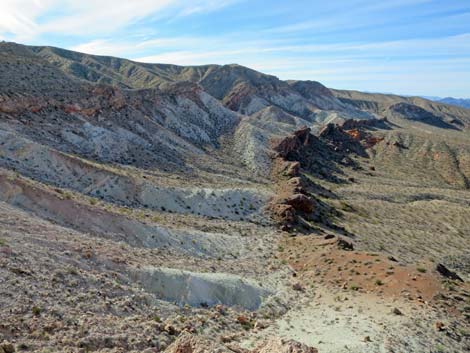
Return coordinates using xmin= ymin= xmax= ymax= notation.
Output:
xmin=0 ymin=42 xmax=469 ymax=353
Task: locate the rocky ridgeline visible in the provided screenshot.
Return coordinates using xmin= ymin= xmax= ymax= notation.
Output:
xmin=267 ymin=120 xmax=387 ymax=231
xmin=268 ymin=127 xmax=316 ymax=230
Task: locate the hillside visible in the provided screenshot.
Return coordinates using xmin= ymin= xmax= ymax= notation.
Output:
xmin=333 ymin=89 xmax=470 ymax=129
xmin=0 ymin=42 xmax=469 ymax=353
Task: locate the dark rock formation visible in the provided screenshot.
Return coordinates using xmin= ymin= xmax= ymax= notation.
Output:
xmin=319 ymin=123 xmax=368 ymax=157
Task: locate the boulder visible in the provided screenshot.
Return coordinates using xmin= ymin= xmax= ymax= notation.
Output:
xmin=273 ymin=204 xmax=296 ymax=225
xmin=284 ymin=194 xmax=314 ymax=213
xmin=336 ymin=238 xmax=354 ymax=251
xmin=287 ymin=177 xmax=303 ymax=187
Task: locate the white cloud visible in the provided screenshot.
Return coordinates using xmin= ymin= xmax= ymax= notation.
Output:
xmin=40 ymin=0 xmax=175 ymax=36
xmin=71 ymin=36 xmax=227 ymax=57
xmin=136 ymin=49 xmax=248 ymax=65
xmin=70 ymin=39 xmax=133 ymax=57
xmin=0 ymin=0 xmax=240 ymax=40
xmin=0 ymin=0 xmax=54 ymax=39
xmin=130 ymin=33 xmax=470 ymax=63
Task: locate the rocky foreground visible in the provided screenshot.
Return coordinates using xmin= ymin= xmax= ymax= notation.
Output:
xmin=0 ymin=42 xmax=469 ymax=352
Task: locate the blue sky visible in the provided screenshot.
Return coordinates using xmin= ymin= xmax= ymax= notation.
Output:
xmin=1 ymin=0 xmax=469 ymax=97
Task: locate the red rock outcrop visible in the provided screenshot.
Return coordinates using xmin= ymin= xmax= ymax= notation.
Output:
xmin=267 ymin=122 xmax=383 ymax=230
xmin=319 ymin=123 xmax=367 ymax=156
xmin=341 ymin=119 xmax=387 ymax=148
xmin=272 ymin=126 xmax=311 ymax=158
xmin=268 ymin=127 xmax=316 ymax=230
xmin=283 ymin=194 xmax=315 ymax=213
xmin=318 ymin=121 xmax=388 ymax=155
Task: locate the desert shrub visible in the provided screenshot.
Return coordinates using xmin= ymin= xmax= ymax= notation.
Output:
xmin=32 ymin=306 xmax=42 ymax=316
xmin=350 ymin=284 xmax=360 ymax=291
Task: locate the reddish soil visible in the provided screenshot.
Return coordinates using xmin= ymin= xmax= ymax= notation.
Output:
xmin=279 ymin=235 xmax=444 ymax=302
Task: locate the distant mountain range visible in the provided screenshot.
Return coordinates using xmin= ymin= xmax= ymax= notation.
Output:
xmin=423 ymin=96 xmax=470 ymax=109
xmin=437 ymin=97 xmax=470 ymax=109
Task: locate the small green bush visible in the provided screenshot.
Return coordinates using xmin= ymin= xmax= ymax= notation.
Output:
xmin=32 ymin=306 xmax=42 ymax=316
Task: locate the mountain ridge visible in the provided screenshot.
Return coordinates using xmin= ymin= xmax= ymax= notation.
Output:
xmin=438 ymin=97 xmax=470 ymax=109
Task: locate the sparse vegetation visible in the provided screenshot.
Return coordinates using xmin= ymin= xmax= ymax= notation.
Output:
xmin=32 ymin=306 xmax=42 ymax=316
xmin=350 ymin=284 xmax=360 ymax=291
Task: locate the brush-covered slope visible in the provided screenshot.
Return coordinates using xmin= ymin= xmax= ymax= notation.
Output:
xmin=31 ymin=45 xmax=217 ymax=89
xmin=32 ymin=45 xmax=371 ymax=121
xmin=1 ymin=42 xmax=244 ymax=174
